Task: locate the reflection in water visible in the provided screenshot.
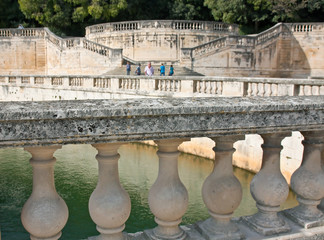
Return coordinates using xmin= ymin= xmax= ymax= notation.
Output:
xmin=0 ymin=143 xmax=298 ymax=240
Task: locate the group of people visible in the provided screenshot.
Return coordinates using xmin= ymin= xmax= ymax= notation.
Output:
xmin=126 ymin=62 xmax=174 ymax=76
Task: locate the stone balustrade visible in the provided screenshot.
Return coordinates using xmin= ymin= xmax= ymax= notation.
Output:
xmin=1 ymin=75 xmax=324 ymax=101
xmin=85 ymin=20 xmax=238 ymax=35
xmin=0 ymin=27 xmax=122 ymax=59
xmin=286 ymin=22 xmax=324 ymax=33
xmin=1 ymin=96 xmax=324 ymax=239
xmin=189 ymin=23 xmax=288 ymax=61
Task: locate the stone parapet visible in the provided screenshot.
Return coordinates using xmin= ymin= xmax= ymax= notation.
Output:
xmin=85 ymin=20 xmax=239 ymax=35
xmin=0 ymin=96 xmax=324 ymax=147
xmin=1 ymin=96 xmax=324 ymax=239
xmin=1 ymin=75 xmax=324 ymax=101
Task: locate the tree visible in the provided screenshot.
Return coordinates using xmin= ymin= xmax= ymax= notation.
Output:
xmin=0 ymin=0 xmax=26 ymax=28
xmin=246 ymin=0 xmax=272 ymax=32
xmin=270 ymin=0 xmax=307 ymax=22
xmin=168 ymin=0 xmax=213 ymax=21
xmin=204 ymin=0 xmax=248 ymax=24
xmin=18 ymin=0 xmax=127 ymax=35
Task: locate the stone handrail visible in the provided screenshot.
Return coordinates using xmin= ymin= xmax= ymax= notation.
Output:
xmin=192 ymin=35 xmax=255 ymax=59
xmin=0 ymin=28 xmax=46 ymax=37
xmin=0 ymin=96 xmax=323 ymax=146
xmin=186 ymin=22 xmax=291 ymax=60
xmin=0 ymin=27 xmax=122 ymax=58
xmin=85 ymin=20 xmax=239 ymax=34
xmin=286 ymin=22 xmax=324 ymax=32
xmin=1 ymin=96 xmax=324 ymax=240
xmin=2 ymin=75 xmax=324 ymax=99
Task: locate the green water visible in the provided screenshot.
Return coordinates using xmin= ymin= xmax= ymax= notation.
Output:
xmin=0 ymin=143 xmax=298 ymax=240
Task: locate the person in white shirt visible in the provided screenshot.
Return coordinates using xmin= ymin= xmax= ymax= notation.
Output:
xmin=144 ymin=62 xmax=154 ymax=76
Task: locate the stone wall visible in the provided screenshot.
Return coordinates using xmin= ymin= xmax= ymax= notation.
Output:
xmin=0 ymin=35 xmax=46 ymax=75
xmin=0 ymin=28 xmax=122 ymax=76
xmin=85 ymin=20 xmax=237 ymax=62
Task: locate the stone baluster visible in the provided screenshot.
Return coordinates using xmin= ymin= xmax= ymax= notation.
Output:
xmin=196 ymin=135 xmax=244 ymax=239
xmin=147 ymin=139 xmax=189 ymax=240
xmin=21 ymin=146 xmax=68 ymax=240
xmin=89 ymin=143 xmax=131 ymax=240
xmin=247 ymin=83 xmax=252 ymax=96
xmin=243 ymin=133 xmax=290 ymax=235
xmin=284 ymin=131 xmax=324 ymax=228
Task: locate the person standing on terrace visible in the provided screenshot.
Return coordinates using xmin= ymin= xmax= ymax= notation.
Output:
xmin=145 ymin=62 xmax=154 ymax=76
xmin=159 ymin=63 xmax=165 ymax=76
xmin=126 ymin=62 xmax=131 ymax=75
xmin=169 ymin=65 xmax=174 ymax=76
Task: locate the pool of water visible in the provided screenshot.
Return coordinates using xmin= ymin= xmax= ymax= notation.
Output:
xmin=0 ymin=143 xmax=298 ymax=240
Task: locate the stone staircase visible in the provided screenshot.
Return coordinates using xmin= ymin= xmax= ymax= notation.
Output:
xmin=103 ymin=65 xmax=204 ymax=76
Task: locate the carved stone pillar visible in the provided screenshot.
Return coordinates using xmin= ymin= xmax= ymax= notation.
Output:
xmin=147 ymin=139 xmax=188 ymax=240
xmin=89 ymin=143 xmax=131 ymax=240
xmin=243 ymin=133 xmax=290 ymax=235
xmin=21 ymin=146 xmax=68 ymax=240
xmin=284 ymin=131 xmax=324 ymax=228
xmin=196 ymin=135 xmax=244 ymax=240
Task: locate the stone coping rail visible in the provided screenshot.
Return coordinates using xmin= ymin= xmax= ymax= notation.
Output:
xmin=0 ymin=95 xmax=324 ymax=148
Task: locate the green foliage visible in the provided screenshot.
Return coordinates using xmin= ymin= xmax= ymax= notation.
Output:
xmin=1 ymin=0 xmax=324 ymax=36
xmin=270 ymin=0 xmax=306 ymax=22
xmin=169 ymin=0 xmax=213 ymax=20
xmin=0 ymin=0 xmax=26 ymax=28
xmin=204 ymin=0 xmax=248 ymax=23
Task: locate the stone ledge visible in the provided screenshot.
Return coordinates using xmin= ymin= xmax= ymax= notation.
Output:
xmin=0 ymin=96 xmax=324 ymax=148
xmin=88 ymin=212 xmax=324 ymax=240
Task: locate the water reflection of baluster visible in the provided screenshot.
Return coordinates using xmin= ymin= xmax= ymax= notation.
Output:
xmin=197 ymin=135 xmax=244 ymax=239
xmin=22 ymin=146 xmax=68 ymax=240
xmin=147 ymin=139 xmax=189 ymax=240
xmin=89 ymin=143 xmax=131 ymax=240
xmin=243 ymin=133 xmax=291 ymax=235
xmin=284 ymin=131 xmax=324 ymax=228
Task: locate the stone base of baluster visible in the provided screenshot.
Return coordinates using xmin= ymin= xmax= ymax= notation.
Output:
xmin=143 ymin=228 xmax=187 ymax=240
xmin=30 ymin=232 xmax=62 ymax=240
xmin=241 ymin=212 xmax=290 ymax=236
xmin=88 ymin=232 xmax=130 ymax=240
xmin=195 ymin=218 xmax=244 ymax=240
xmin=284 ymin=203 xmax=324 ymax=229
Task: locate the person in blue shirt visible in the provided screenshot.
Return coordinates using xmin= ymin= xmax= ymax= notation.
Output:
xmin=126 ymin=62 xmax=131 ymax=75
xmin=135 ymin=64 xmax=141 ymax=75
xmin=169 ymin=65 xmax=174 ymax=76
xmin=159 ymin=63 xmax=165 ymax=76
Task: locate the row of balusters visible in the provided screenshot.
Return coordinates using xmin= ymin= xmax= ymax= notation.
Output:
xmin=2 ymin=77 xmax=324 ymax=97
xmin=19 ymin=131 xmax=324 ymax=239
